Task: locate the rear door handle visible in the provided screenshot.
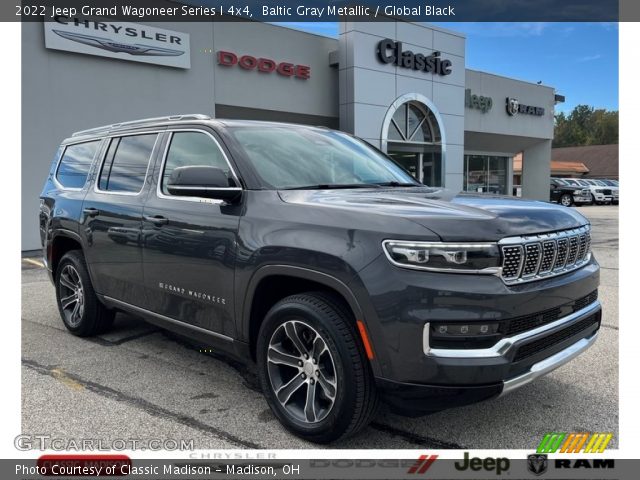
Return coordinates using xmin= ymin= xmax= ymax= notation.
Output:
xmin=144 ymin=215 xmax=169 ymax=226
xmin=83 ymin=208 xmax=99 ymax=217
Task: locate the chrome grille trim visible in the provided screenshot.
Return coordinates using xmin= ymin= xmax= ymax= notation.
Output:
xmin=499 ymin=225 xmax=591 ymax=285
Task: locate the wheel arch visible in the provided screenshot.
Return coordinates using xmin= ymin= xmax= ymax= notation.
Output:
xmin=49 ymin=229 xmax=84 ymax=278
xmin=241 ymin=265 xmax=370 ymax=361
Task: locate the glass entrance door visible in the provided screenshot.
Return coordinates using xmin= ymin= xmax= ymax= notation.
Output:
xmin=388 ymin=145 xmax=442 ymax=187
xmin=388 ymin=152 xmax=421 ymax=180
xmin=464 ymin=155 xmax=509 ymax=194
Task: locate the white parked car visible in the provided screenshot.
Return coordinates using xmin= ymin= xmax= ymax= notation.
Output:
xmin=562 ymin=178 xmax=613 ymax=205
xmin=594 ymin=179 xmax=619 ymax=205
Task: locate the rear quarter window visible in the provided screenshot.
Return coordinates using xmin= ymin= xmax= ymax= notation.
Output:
xmin=55 ymin=140 xmax=101 ymax=189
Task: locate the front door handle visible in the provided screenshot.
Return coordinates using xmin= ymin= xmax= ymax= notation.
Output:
xmin=144 ymin=215 xmax=169 ymax=226
xmin=83 ymin=208 xmax=99 ymax=217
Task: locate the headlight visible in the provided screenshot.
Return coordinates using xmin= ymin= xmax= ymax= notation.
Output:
xmin=382 ymin=240 xmax=501 ymax=273
xmin=596 ymin=189 xmax=603 ymax=193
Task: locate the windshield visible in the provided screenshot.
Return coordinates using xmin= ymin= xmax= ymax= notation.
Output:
xmin=229 ymin=126 xmax=420 ymax=189
xmin=564 ymin=178 xmax=580 ymax=186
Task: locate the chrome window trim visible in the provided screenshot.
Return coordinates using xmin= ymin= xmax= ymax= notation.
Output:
xmin=53 ymin=139 xmax=104 ymax=191
xmin=93 ymin=131 xmax=162 ymax=197
xmin=155 ymin=129 xmax=242 ymax=205
xmin=423 ymin=300 xmax=601 ymax=358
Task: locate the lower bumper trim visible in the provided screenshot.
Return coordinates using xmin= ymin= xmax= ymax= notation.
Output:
xmin=500 ymin=331 xmax=598 ymax=395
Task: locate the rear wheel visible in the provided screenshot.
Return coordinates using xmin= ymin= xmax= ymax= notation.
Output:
xmin=55 ymin=250 xmax=114 ymax=336
xmin=560 ymin=193 xmax=573 ymax=207
xmin=257 ymin=292 xmax=378 ymax=443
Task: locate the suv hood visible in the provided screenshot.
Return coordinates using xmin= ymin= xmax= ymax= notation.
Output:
xmin=278 ymin=187 xmax=589 ymax=242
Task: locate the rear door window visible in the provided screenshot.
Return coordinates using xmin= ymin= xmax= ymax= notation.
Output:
xmin=56 ymin=140 xmax=101 ymax=189
xmin=98 ymin=134 xmax=158 ymax=193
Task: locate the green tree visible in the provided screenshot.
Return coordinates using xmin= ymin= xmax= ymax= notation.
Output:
xmin=553 ymin=105 xmax=618 ymax=147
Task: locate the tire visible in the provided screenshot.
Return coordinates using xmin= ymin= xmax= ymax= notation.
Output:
xmin=257 ymin=292 xmax=378 ymax=443
xmin=559 ymin=193 xmax=573 ymax=207
xmin=55 ymin=250 xmax=115 ymax=337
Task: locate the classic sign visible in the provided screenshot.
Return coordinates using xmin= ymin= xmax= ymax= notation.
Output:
xmin=376 ymin=39 xmax=452 ymax=76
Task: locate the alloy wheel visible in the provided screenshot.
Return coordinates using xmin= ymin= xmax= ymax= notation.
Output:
xmin=266 ymin=320 xmax=338 ymax=424
xmin=58 ymin=264 xmax=85 ymax=327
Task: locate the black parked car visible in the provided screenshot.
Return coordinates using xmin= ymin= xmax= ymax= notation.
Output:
xmin=550 ymin=178 xmax=592 ymax=207
xmin=40 ymin=115 xmax=601 ymax=443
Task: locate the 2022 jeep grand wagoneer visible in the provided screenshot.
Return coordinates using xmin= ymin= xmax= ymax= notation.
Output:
xmin=40 ymin=115 xmax=601 ymax=443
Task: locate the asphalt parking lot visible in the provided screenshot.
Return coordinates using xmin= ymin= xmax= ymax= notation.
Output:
xmin=21 ymin=205 xmax=618 ymax=450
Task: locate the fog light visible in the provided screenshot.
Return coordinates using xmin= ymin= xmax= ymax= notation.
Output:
xmin=431 ymin=322 xmax=500 ymax=337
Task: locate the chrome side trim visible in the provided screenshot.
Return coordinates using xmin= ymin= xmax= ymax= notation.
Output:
xmin=424 ymin=300 xmax=601 ymax=358
xmin=500 ymin=331 xmax=598 ymax=395
xmin=103 ymin=295 xmax=234 ymax=343
xmin=155 ymin=129 xmax=242 ymax=205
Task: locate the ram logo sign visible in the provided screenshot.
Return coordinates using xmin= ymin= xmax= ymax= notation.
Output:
xmin=44 ymin=17 xmax=190 ymax=69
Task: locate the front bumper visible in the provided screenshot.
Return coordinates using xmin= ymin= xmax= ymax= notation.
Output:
xmin=354 ymin=253 xmax=601 ymax=412
xmin=573 ymin=195 xmax=591 ymax=203
xmin=375 ymin=301 xmax=601 ymax=413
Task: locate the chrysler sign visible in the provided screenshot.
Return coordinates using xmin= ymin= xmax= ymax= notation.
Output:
xmin=44 ymin=17 xmax=190 ymax=69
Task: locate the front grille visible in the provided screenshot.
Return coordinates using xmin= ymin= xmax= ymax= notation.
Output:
xmin=499 ymin=225 xmax=591 ymax=284
xmin=603 ymin=189 xmax=612 ymax=195
xmin=513 ymin=312 xmax=600 ymax=362
xmin=504 ymin=290 xmax=598 ymax=336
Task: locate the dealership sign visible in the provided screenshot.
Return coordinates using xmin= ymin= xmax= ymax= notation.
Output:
xmin=44 ymin=17 xmax=190 ymax=69
xmin=506 ymin=97 xmax=545 ymax=116
xmin=376 ymin=39 xmax=452 ymax=76
xmin=465 ymin=89 xmax=493 ymax=113
xmin=217 ymin=51 xmax=311 ymax=79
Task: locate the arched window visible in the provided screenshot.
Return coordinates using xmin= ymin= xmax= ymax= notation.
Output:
xmin=388 ymin=102 xmax=442 ymax=145
xmin=384 ymin=100 xmax=443 ymax=186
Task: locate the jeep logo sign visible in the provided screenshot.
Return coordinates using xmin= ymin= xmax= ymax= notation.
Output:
xmin=217 ymin=51 xmax=310 ymax=79
xmin=465 ymin=89 xmax=493 ymax=113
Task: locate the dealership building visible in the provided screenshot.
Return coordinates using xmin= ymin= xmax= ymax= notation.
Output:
xmin=22 ymin=16 xmax=560 ymax=251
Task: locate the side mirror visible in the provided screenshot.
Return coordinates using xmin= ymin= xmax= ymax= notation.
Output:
xmin=167 ymin=166 xmax=241 ymax=202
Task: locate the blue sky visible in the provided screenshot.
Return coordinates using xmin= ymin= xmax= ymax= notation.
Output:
xmin=272 ymin=22 xmax=618 ymax=114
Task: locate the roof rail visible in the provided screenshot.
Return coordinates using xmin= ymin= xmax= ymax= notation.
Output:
xmin=71 ymin=114 xmax=211 ymax=137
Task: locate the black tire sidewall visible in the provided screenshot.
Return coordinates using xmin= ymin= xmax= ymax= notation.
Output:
xmin=55 ymin=251 xmax=110 ymax=336
xmin=257 ymin=298 xmax=363 ymax=442
xmin=560 ymin=194 xmax=573 ymax=207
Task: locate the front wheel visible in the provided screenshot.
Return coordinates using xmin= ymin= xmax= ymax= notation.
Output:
xmin=560 ymin=193 xmax=573 ymax=207
xmin=55 ymin=250 xmax=115 ymax=336
xmin=257 ymin=292 xmax=378 ymax=443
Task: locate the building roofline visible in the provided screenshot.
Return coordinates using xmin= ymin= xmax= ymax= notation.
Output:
xmin=466 ymin=68 xmax=556 ymax=90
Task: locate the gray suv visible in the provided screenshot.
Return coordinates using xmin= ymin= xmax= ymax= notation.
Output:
xmin=40 ymin=115 xmax=601 ymax=443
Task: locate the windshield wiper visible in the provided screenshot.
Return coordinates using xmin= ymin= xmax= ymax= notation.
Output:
xmin=374 ymin=181 xmax=422 ymax=187
xmin=283 ymin=183 xmax=383 ymax=190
